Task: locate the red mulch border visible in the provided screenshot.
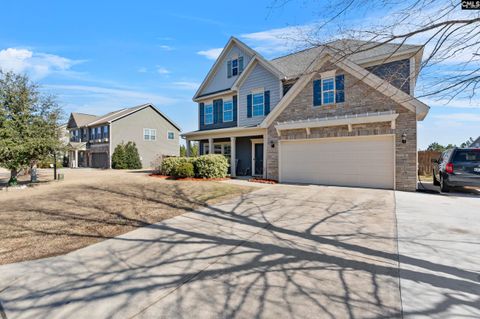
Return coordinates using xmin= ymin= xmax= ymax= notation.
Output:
xmin=149 ymin=174 xmax=230 ymax=181
xmin=248 ymin=178 xmax=278 ymax=184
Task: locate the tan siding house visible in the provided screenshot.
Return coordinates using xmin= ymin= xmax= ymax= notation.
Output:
xmin=67 ymin=104 xmax=180 ymax=169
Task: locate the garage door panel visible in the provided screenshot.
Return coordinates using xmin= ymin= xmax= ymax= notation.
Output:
xmin=280 ymin=136 xmax=394 ymax=189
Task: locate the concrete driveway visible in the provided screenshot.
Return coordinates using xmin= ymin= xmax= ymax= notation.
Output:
xmin=0 ymin=184 xmax=402 ymax=319
xmin=396 ymin=191 xmax=480 ymax=318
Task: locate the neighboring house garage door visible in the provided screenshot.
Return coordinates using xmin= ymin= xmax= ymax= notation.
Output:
xmin=91 ymin=153 xmax=109 ymax=168
xmin=279 ymin=135 xmax=395 ymax=189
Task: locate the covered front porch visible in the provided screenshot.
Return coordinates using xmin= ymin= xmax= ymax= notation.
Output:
xmin=67 ymin=142 xmax=88 ymax=168
xmin=183 ymin=127 xmax=267 ymax=178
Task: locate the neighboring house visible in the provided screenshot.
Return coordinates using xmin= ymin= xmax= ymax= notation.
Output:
xmin=471 ymin=136 xmax=480 ymax=148
xmin=67 ymin=103 xmax=180 ymax=169
xmin=183 ymin=37 xmax=430 ymax=191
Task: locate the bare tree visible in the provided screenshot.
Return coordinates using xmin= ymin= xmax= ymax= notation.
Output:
xmin=270 ymin=0 xmax=480 ymax=102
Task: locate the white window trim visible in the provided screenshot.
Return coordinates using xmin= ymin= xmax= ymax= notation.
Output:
xmin=252 ymin=91 xmax=265 ymax=117
xmin=167 ymin=131 xmax=175 ymax=140
xmin=143 ymin=128 xmax=157 ymax=141
xmin=223 ymin=100 xmax=233 ymax=122
xmin=322 ymin=77 xmax=335 ymax=105
xmin=204 ymin=104 xmax=213 ymax=125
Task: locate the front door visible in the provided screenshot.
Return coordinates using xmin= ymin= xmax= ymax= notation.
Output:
xmin=253 ymin=143 xmax=264 ymax=176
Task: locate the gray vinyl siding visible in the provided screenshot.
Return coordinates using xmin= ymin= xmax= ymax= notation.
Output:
xmin=238 ymin=63 xmax=281 ymax=126
xmin=111 ymin=106 xmax=180 ymax=168
xmin=366 ymin=59 xmax=410 ymax=94
xmin=199 ymin=44 xmax=253 ymax=96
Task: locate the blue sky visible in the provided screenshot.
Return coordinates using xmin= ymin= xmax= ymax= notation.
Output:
xmin=0 ymin=0 xmax=478 ymax=149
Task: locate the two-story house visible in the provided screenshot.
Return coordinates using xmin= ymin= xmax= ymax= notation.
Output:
xmin=67 ymin=103 xmax=180 ymax=168
xmin=183 ymin=37 xmax=430 ymax=191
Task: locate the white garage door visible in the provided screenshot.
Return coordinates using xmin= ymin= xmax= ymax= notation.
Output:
xmin=279 ymin=135 xmax=395 ymax=189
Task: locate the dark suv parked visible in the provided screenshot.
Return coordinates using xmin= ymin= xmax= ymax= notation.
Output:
xmin=433 ymin=148 xmax=480 ymax=192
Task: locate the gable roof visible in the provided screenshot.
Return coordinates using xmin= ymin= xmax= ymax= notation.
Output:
xmin=472 ymin=136 xmax=480 ymax=147
xmin=261 ymin=50 xmax=429 ymax=126
xmin=270 ymin=39 xmax=423 ymax=80
xmin=232 ymin=55 xmax=284 ymax=90
xmin=67 ymin=113 xmax=98 ymax=129
xmin=193 ymin=37 xmax=262 ymax=100
xmin=68 ymin=104 xmax=181 ymax=131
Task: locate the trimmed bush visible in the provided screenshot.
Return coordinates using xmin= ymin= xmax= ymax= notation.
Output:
xmin=175 ymin=162 xmax=195 ymax=178
xmin=161 ymin=157 xmax=193 ymax=176
xmin=194 ymin=154 xmax=229 ymax=178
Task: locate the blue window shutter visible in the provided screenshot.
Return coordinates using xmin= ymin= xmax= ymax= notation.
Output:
xmin=313 ymin=79 xmax=322 ymax=106
xmin=227 ymin=60 xmax=232 ymax=78
xmin=215 ymin=99 xmax=223 ymax=123
xmin=238 ymin=57 xmax=244 ymax=73
xmin=199 ymin=103 xmax=205 ymax=127
xmin=335 ymin=74 xmax=345 ymax=103
xmin=264 ymin=90 xmax=270 ymax=115
xmin=233 ymin=95 xmax=238 ymax=121
xmin=247 ymin=94 xmax=252 ymax=118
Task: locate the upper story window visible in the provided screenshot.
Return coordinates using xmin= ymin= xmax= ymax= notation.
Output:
xmin=223 ymin=101 xmax=233 ymax=122
xmin=144 ymin=128 xmax=156 ymax=141
xmin=252 ymin=92 xmax=264 ymax=117
xmin=322 ymin=78 xmax=335 ymax=105
xmin=167 ymin=131 xmax=175 ymax=140
xmin=313 ymin=74 xmax=345 ymax=107
xmin=227 ymin=56 xmax=243 ymax=78
xmin=204 ymin=104 xmax=213 ymax=125
xmin=232 ymin=59 xmax=238 ymax=76
xmin=102 ymin=126 xmax=108 ymax=139
xmin=70 ymin=129 xmax=79 ymax=142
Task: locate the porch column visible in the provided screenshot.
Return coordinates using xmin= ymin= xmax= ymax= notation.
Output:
xmin=186 ymin=139 xmax=191 ymax=157
xmin=263 ymin=134 xmax=268 ymax=179
xmin=230 ymin=137 xmax=236 ymax=177
xmin=74 ymin=149 xmax=78 ymax=168
xmin=208 ymin=138 xmax=213 ymax=155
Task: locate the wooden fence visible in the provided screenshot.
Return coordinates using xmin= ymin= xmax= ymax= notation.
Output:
xmin=418 ymin=151 xmax=441 ymax=176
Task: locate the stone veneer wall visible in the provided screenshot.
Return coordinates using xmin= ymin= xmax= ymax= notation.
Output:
xmin=266 ymin=62 xmax=418 ymax=191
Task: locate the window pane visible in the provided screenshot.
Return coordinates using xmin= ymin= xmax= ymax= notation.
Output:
xmin=205 ymin=105 xmax=213 ymax=124
xmin=322 ymin=78 xmax=334 ymax=91
xmin=223 ymin=145 xmax=231 ymax=156
xmin=232 ymin=59 xmax=238 ymax=67
xmin=323 ymin=91 xmax=334 ymax=104
xmin=253 ymin=93 xmax=263 ymax=105
xmin=214 ymin=145 xmax=222 ymax=154
xmin=224 ymin=102 xmax=233 ymax=110
xmin=168 ymin=132 xmax=174 ymax=139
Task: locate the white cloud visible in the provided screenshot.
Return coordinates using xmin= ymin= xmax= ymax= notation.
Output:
xmin=172 ymin=81 xmax=200 ymax=90
xmin=197 ymin=48 xmax=223 ymax=60
xmin=156 ymin=66 xmax=170 ymax=75
xmin=0 ymin=48 xmax=81 ymax=80
xmin=45 ymin=84 xmax=177 ymax=106
xmin=158 ymin=45 xmax=174 ymax=51
xmin=240 ymin=24 xmax=317 ymax=56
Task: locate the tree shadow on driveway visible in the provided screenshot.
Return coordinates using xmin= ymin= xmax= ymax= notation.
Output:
xmin=0 ymin=184 xmax=478 ymax=319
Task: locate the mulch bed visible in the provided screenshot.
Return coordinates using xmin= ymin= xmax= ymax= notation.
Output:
xmin=149 ymin=174 xmax=230 ymax=181
xmin=248 ymin=178 xmax=278 ymax=184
